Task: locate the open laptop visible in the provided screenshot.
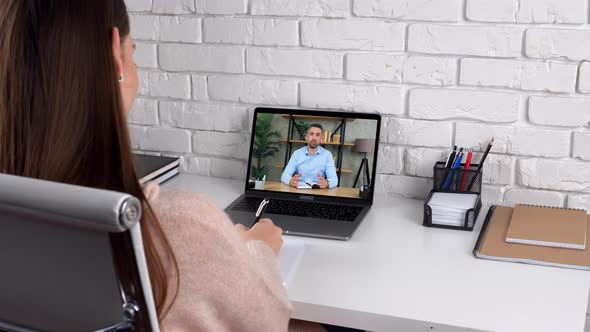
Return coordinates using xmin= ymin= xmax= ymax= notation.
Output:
xmin=225 ymin=108 xmax=381 ymax=240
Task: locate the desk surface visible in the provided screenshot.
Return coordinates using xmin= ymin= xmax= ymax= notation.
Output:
xmin=261 ymin=181 xmax=360 ymax=199
xmin=165 ymin=174 xmax=590 ymax=332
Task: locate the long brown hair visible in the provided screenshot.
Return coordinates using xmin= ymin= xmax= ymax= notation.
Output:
xmin=0 ymin=0 xmax=178 ymax=320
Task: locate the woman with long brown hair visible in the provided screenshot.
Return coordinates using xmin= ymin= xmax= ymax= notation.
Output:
xmin=0 ymin=0 xmax=308 ymax=330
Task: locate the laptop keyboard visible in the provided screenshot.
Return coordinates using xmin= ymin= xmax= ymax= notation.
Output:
xmin=232 ymin=196 xmax=362 ymax=222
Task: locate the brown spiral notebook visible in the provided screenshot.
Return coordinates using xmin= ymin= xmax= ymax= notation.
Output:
xmin=474 ymin=206 xmax=590 ymax=271
xmin=505 ymin=204 xmax=587 ymax=250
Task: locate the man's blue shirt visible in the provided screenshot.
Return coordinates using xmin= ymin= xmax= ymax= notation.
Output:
xmin=280 ymin=146 xmax=338 ymax=188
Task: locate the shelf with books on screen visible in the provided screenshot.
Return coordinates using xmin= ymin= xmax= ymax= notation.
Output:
xmin=274 ymin=164 xmax=353 ymax=173
xmin=280 ymin=114 xmax=354 ymax=187
xmin=279 ymin=139 xmax=354 ymax=146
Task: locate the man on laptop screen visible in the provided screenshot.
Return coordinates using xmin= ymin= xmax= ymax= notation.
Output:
xmin=280 ymin=123 xmax=338 ymax=189
xmin=225 ymin=108 xmax=381 ymax=240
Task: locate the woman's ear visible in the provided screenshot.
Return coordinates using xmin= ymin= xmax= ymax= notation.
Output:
xmin=111 ymin=27 xmax=123 ymax=79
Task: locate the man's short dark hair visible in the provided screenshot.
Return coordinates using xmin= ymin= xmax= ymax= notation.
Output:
xmin=308 ymin=123 xmax=323 ymax=132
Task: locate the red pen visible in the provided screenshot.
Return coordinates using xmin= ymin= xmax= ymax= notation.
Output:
xmin=460 ymin=149 xmax=473 ymax=192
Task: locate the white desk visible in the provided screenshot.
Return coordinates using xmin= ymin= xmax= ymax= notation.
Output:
xmin=164 ymin=174 xmax=590 ymax=332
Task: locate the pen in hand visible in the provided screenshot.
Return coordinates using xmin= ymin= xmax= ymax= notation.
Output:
xmin=253 ymin=198 xmax=270 ymax=225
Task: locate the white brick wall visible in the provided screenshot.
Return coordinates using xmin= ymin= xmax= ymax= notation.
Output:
xmin=354 ymin=0 xmax=461 ymax=22
xmin=408 ymin=24 xmax=523 ymax=57
xmin=460 ymin=58 xmax=578 ymax=93
xmin=467 ymin=0 xmax=587 ymax=24
xmin=301 ymin=19 xmax=405 ymax=51
xmin=300 ymin=82 xmax=403 ymax=114
xmin=127 ymin=0 xmax=590 ymax=204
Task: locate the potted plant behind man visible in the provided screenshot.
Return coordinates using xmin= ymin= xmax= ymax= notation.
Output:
xmin=252 ymin=113 xmax=281 ymax=190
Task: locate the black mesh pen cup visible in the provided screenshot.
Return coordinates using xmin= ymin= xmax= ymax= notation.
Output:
xmin=432 ymin=162 xmax=482 ymax=194
xmin=423 ymin=162 xmax=483 ymax=231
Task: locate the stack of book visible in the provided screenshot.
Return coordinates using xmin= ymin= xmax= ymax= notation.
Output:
xmin=133 ymin=153 xmax=180 ymax=185
xmin=474 ymin=204 xmax=590 ymax=270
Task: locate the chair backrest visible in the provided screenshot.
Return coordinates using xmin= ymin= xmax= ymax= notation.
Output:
xmin=0 ymin=173 xmax=159 ymax=332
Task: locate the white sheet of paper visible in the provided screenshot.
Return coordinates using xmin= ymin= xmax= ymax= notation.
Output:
xmin=277 ymin=237 xmax=305 ymax=287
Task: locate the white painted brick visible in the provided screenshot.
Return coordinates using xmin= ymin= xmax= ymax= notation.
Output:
xmin=346 ymin=54 xmax=403 ymax=82
xmin=211 ymin=158 xmax=247 ymax=179
xmin=529 ymin=96 xmax=590 ymax=127
xmin=247 ymin=48 xmax=342 ymax=79
xmin=152 ymin=0 xmax=194 ymax=14
xmin=183 ymin=156 xmax=211 ymax=176
xmin=409 ymin=89 xmax=521 ymax=123
xmin=301 ymin=19 xmax=405 ymax=51
xmin=482 ymin=154 xmax=514 ymax=185
xmin=208 ymin=76 xmax=297 ymax=105
xmin=460 ymin=58 xmax=577 ymax=93
xmin=573 ymin=132 xmax=590 ymax=161
xmin=526 ymin=29 xmax=590 ymax=61
xmin=408 ymin=24 xmax=523 ymax=57
xmin=354 ymin=0 xmax=461 ymax=22
xmin=129 ymin=98 xmax=158 ymax=125
xmin=506 ymin=127 xmax=571 ymax=158
xmin=568 ymin=194 xmax=590 ymax=210
xmin=196 ymin=0 xmax=247 ymax=14
xmin=204 ymin=17 xmax=252 ymax=44
xmin=504 ymin=189 xmax=565 ymax=208
xmin=381 ymin=117 xmax=452 ymax=148
xmin=251 ymin=0 xmax=349 ymax=17
xmin=300 ymin=82 xmax=403 ymax=114
xmin=159 ymin=101 xmax=249 ymax=132
xmin=455 ymin=123 xmax=512 ymax=153
xmin=192 ymin=76 xmax=208 ymax=101
xmin=252 ymin=19 xmax=299 ymax=46
xmin=141 ymin=127 xmax=191 ymax=153
xmin=137 ymin=71 xmax=149 ymax=96
xmin=128 ymin=125 xmax=146 ymax=149
xmin=481 ymin=186 xmax=506 ymax=206
xmin=375 ymin=174 xmax=432 ymax=199
xmin=376 ymin=146 xmax=404 ymax=175
xmin=193 ymin=131 xmax=249 ymax=159
xmin=517 ymin=159 xmax=590 ymax=192
xmin=159 ymin=16 xmax=201 ymax=43
xmin=129 ymin=14 xmax=159 ymax=41
xmin=134 ymin=43 xmax=157 ymax=69
xmin=455 ymin=123 xmax=571 ymax=157
xmin=578 ymin=62 xmax=590 ymax=93
xmin=403 ymin=56 xmax=457 ymax=86
xmin=125 ymin=0 xmax=152 ymax=12
xmin=141 ymin=72 xmax=191 ymax=99
xmin=467 ymin=0 xmax=587 ymax=24
xmin=160 ymin=44 xmax=244 ymax=73
xmin=405 ymin=148 xmax=446 ymax=178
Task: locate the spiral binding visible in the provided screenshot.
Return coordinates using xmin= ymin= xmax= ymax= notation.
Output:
xmin=516 ymin=203 xmax=586 ymax=212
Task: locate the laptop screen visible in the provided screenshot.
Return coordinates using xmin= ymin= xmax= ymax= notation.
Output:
xmin=246 ymin=108 xmax=381 ymax=201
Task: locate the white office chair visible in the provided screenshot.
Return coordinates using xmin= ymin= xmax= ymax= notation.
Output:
xmin=0 ymin=173 xmax=159 ymax=332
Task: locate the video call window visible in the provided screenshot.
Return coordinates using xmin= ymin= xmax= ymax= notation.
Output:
xmin=249 ymin=113 xmax=378 ymax=200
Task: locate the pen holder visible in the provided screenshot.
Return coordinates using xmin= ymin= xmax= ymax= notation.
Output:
xmin=423 ymin=162 xmax=483 ymax=231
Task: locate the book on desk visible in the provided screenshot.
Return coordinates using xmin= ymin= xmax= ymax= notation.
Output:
xmin=133 ymin=153 xmax=180 ymax=185
xmin=474 ymin=205 xmax=590 ymax=271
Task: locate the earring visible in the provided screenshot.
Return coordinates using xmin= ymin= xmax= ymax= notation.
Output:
xmin=118 ymin=74 xmax=124 ymax=83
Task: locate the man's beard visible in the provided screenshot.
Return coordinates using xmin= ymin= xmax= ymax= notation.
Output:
xmin=309 ymin=141 xmax=318 ymax=148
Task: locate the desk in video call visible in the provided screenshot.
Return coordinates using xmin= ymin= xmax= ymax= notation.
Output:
xmin=262 ymin=181 xmax=360 ymax=199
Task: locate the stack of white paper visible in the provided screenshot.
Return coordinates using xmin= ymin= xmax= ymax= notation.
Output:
xmin=427 ymin=192 xmax=478 ymax=227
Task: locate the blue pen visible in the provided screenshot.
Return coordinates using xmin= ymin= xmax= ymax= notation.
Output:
xmin=442 ymin=149 xmax=463 ymax=190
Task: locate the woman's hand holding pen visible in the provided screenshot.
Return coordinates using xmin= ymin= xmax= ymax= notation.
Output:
xmin=235 ymin=220 xmax=283 ymax=256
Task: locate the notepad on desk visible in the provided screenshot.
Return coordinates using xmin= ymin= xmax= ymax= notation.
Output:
xmin=474 ymin=205 xmax=590 ymax=271
xmin=277 ymin=237 xmax=305 ymax=287
xmin=427 ymin=192 xmax=479 ymax=226
xmin=506 ymin=204 xmax=587 ymax=250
